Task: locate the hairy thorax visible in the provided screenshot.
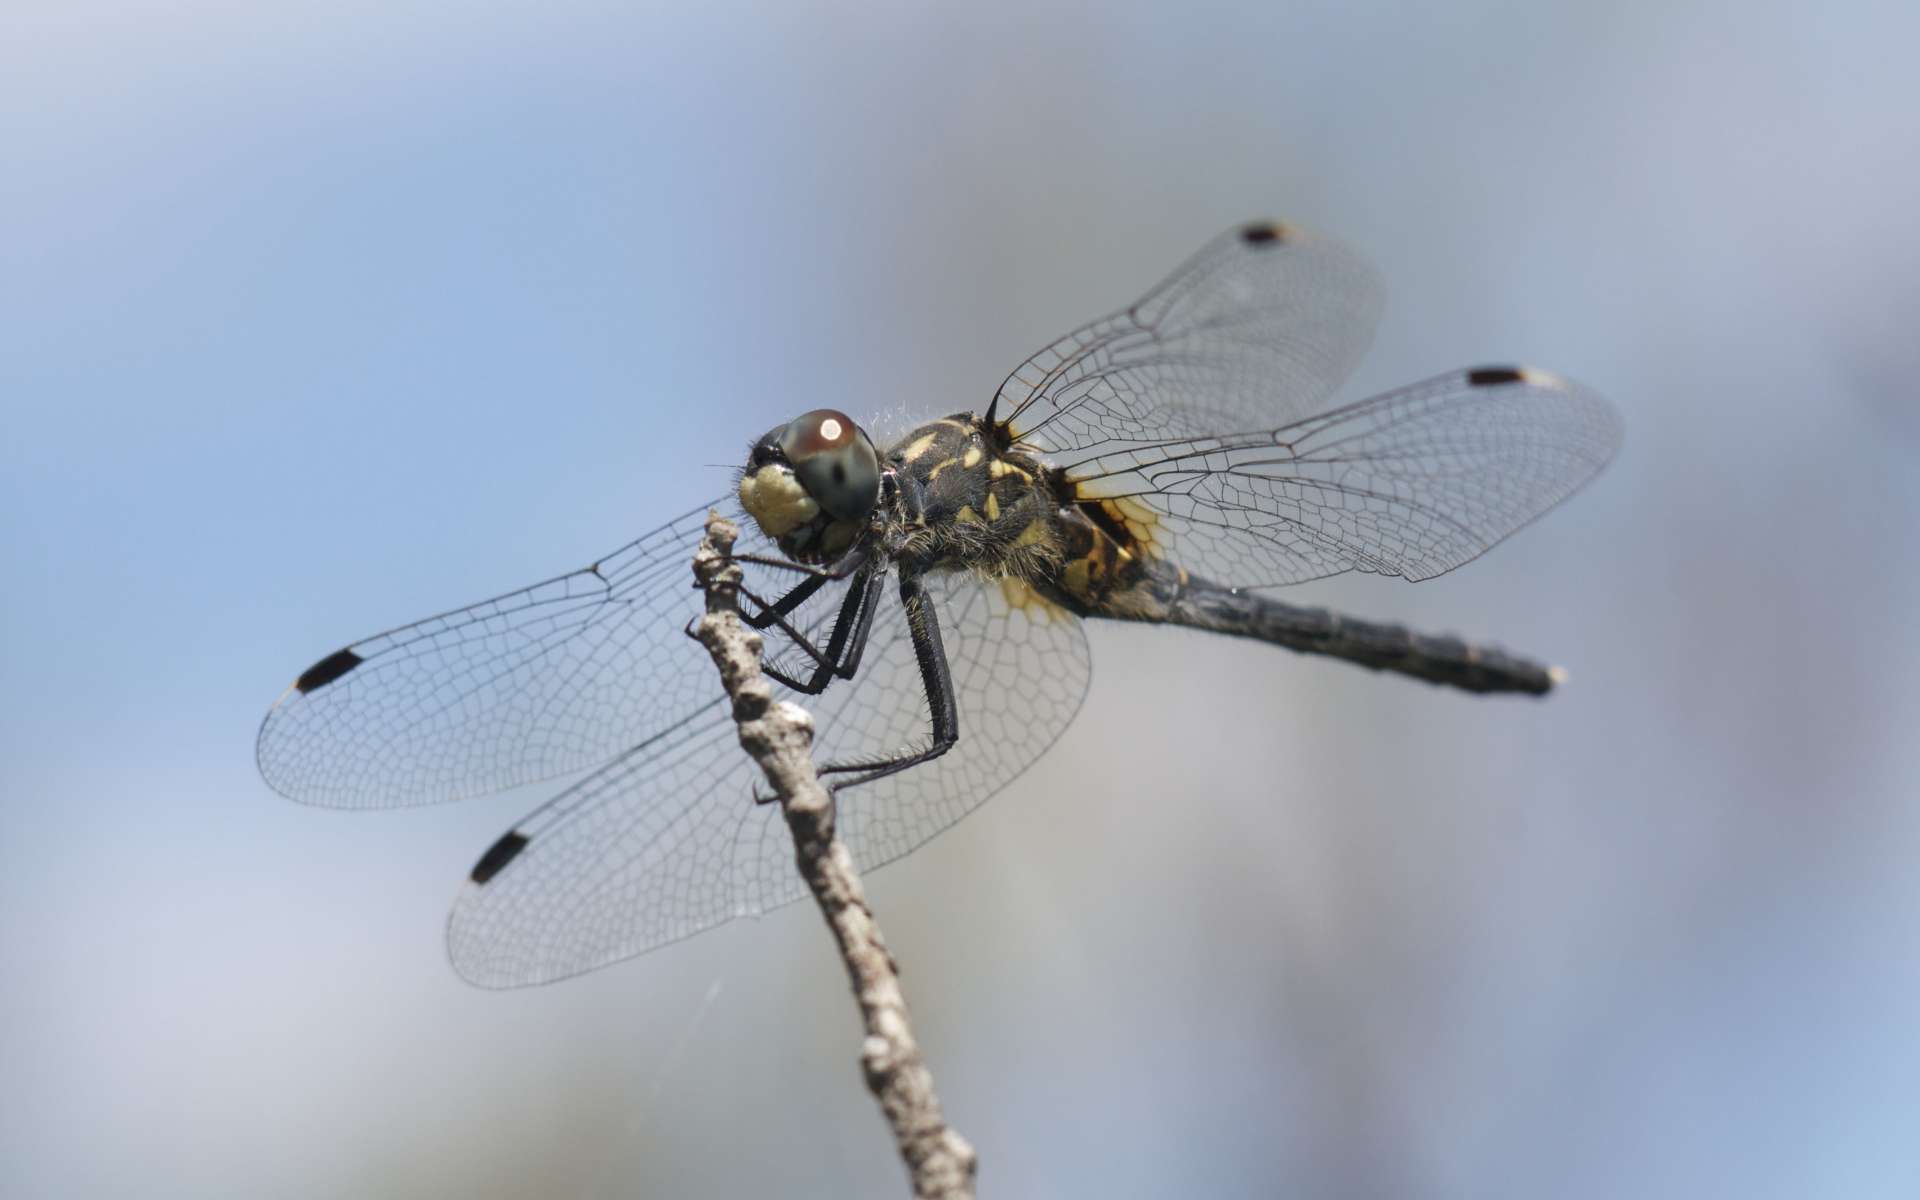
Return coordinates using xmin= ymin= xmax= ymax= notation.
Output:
xmin=884 ymin=416 xmax=1183 ymax=621
xmin=886 ymin=417 xmax=1059 ymax=576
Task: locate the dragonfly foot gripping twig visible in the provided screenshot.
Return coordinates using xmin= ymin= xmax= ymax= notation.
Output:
xmin=691 ymin=510 xmax=977 ymax=1200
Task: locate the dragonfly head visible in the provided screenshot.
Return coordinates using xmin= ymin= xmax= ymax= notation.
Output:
xmin=738 ymin=408 xmax=881 ymax=560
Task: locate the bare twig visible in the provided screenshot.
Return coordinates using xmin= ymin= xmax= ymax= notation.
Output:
xmin=691 ymin=512 xmax=978 ymax=1200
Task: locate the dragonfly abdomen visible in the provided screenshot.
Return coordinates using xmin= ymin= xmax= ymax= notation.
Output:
xmin=1031 ymin=491 xmax=1556 ymax=696
xmin=1158 ymin=573 xmax=1560 ymax=696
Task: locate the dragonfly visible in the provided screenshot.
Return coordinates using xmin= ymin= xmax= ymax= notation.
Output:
xmin=258 ymin=220 xmax=1619 ymax=987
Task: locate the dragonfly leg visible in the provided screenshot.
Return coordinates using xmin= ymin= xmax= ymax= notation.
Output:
xmin=680 ymin=572 xmax=830 ymax=651
xmin=683 ymin=542 xmax=879 ymax=679
xmin=760 ymin=568 xmax=885 ymax=695
xmin=741 ymin=572 xmax=829 ymax=630
xmin=816 ymin=571 xmax=959 ymax=791
xmin=725 ymin=540 xmax=872 ymax=583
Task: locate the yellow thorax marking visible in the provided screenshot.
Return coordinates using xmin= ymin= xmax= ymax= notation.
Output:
xmin=899 ymin=433 xmax=940 ymax=462
xmin=926 ymin=457 xmax=958 ymax=481
xmin=989 ymin=459 xmax=1031 ymax=481
xmin=1013 ymin=520 xmax=1049 ymax=548
xmin=1062 ymin=558 xmax=1092 ymax=595
xmin=985 ymin=493 xmax=1000 ymax=520
xmin=962 ymin=446 xmax=983 ymax=468
xmin=954 ymin=505 xmax=982 ymax=524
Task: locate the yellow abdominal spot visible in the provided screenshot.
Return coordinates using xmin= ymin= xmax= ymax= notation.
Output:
xmin=998 ymin=577 xmax=1063 ymax=621
xmin=1092 ymin=494 xmax=1163 ymax=556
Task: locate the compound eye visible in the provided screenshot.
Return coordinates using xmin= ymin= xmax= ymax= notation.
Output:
xmin=779 ymin=409 xmax=880 ymax=523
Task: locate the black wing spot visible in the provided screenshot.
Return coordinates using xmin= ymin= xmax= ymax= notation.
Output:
xmin=470 ymin=831 xmax=530 ymax=885
xmin=294 ymin=647 xmax=364 ymax=693
xmin=1240 ymin=221 xmax=1286 ymax=246
xmin=1468 ymin=366 xmax=1527 ymax=387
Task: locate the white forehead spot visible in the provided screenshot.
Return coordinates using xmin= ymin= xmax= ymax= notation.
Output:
xmin=819 ymin=417 xmax=843 ymax=441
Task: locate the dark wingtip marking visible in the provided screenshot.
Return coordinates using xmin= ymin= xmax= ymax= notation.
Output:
xmin=1468 ymin=366 xmax=1527 ymax=387
xmin=470 ymin=831 xmax=530 ymax=885
xmin=1240 ymin=221 xmax=1286 ymax=246
xmin=295 ymin=647 xmax=363 ymax=693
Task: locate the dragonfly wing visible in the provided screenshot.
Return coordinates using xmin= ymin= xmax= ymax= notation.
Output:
xmin=447 ymin=568 xmax=1092 ymax=986
xmin=445 ymin=704 xmax=752 ymax=986
xmin=256 ymin=498 xmax=845 ymax=809
xmin=1060 ymin=366 xmax=1622 ymax=587
xmin=990 ymin=221 xmax=1384 ymax=454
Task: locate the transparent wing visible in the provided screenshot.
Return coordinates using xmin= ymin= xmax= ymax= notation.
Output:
xmin=990 ymin=220 xmax=1384 ymax=455
xmin=256 ymin=498 xmax=842 ymax=810
xmin=446 ymin=571 xmax=1092 ymax=987
xmin=1059 ymin=366 xmax=1622 ymax=587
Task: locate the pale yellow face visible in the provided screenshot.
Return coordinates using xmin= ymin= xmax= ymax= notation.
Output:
xmin=737 ymin=464 xmax=820 ymax=539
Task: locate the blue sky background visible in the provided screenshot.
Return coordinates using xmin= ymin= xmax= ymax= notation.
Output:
xmin=4 ymin=1 xmax=1918 ymax=1196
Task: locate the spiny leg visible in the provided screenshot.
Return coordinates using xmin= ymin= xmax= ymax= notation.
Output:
xmin=761 ymin=567 xmax=886 ymax=695
xmin=747 ymin=568 xmax=898 ymax=805
xmin=817 ymin=571 xmax=959 ymax=792
xmin=736 ymin=574 xmax=847 ymax=677
xmin=681 ymin=570 xmax=836 ymax=669
xmin=725 ymin=541 xmax=871 ymax=583
xmin=741 ymin=571 xmax=830 ymax=630
xmin=721 ymin=542 xmax=876 ymax=678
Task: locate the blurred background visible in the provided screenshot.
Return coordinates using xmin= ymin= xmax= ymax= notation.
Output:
xmin=4 ymin=0 xmax=1916 ymax=1196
